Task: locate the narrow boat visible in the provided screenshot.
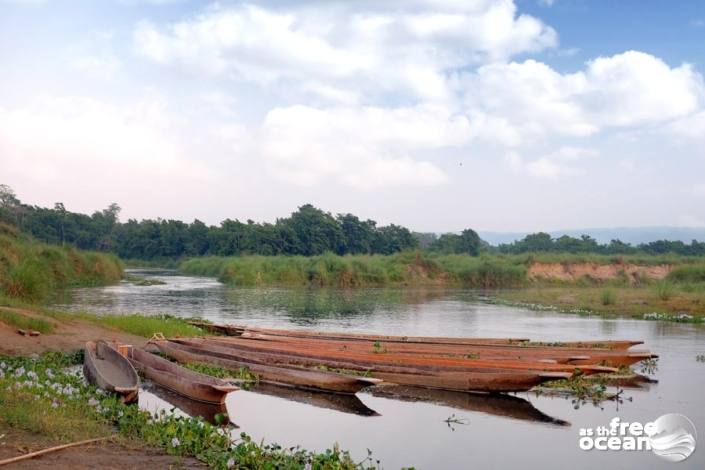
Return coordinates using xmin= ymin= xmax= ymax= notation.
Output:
xmin=127 ymin=347 xmax=238 ymax=404
xmin=232 ymin=332 xmax=655 ymax=366
xmin=165 ymin=339 xmax=575 ymax=393
xmin=144 ymin=383 xmax=231 ymax=425
xmin=83 ymin=341 xmax=140 ymax=404
xmin=250 ymin=382 xmax=380 ymax=416
xmin=151 ymin=340 xmax=382 ymax=395
xmin=178 ymin=337 xmax=617 ymax=375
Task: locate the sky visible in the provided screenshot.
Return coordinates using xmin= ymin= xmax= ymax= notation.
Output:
xmin=1 ymin=0 xmax=704 ymax=233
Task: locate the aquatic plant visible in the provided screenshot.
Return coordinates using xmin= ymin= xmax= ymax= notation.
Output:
xmin=0 ymin=352 xmax=380 ymax=469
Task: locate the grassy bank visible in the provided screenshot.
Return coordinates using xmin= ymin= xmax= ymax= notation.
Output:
xmin=180 ymin=252 xmax=527 ymax=288
xmin=180 ymin=251 xmax=705 ymax=287
xmin=495 ymin=284 xmax=705 ymax=320
xmin=0 ymin=223 xmax=123 ymax=302
xmin=0 ymin=352 xmax=374 ymax=469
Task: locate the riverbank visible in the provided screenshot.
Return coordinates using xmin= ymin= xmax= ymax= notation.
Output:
xmin=495 ymin=285 xmax=705 ymax=321
xmin=0 ymin=224 xmax=123 ymax=303
xmin=0 ymin=351 xmax=369 ymax=469
xmin=179 ymin=252 xmax=705 ymax=288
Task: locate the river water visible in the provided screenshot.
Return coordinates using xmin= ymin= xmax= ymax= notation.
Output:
xmin=51 ymin=269 xmax=705 ymax=469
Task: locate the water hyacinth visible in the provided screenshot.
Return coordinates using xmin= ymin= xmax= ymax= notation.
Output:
xmin=0 ymin=352 xmax=378 ymax=470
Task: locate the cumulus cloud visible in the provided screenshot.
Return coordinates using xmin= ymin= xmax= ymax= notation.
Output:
xmin=0 ymin=96 xmax=215 ymax=212
xmin=133 ymin=0 xmax=557 ymax=100
xmin=259 ymin=104 xmax=471 ymax=188
xmin=458 ymin=51 xmax=705 ymax=146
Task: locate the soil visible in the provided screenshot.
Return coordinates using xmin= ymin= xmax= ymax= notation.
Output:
xmin=0 ymin=307 xmax=147 ymax=356
xmin=527 ymin=262 xmax=671 ymax=283
xmin=0 ymin=307 xmax=148 ymax=356
xmin=0 ymin=426 xmax=205 ymax=469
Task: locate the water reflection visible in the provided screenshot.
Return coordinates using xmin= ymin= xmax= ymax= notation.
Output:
xmin=53 ymin=269 xmax=705 ymax=470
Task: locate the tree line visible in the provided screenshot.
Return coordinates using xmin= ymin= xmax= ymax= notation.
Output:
xmin=495 ymin=232 xmax=705 ymax=256
xmin=2 ymin=184 xmax=703 ymax=260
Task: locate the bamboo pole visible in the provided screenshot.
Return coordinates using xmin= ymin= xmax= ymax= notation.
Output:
xmin=0 ymin=436 xmax=111 ymax=466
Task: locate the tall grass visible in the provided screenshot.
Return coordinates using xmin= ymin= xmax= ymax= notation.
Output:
xmin=667 ymin=264 xmax=705 ymax=283
xmin=181 ymin=252 xmax=528 ymax=288
xmin=0 ymin=225 xmax=123 ymax=302
xmin=0 ymin=308 xmax=55 ymax=333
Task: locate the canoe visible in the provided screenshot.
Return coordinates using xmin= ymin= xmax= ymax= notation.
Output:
xmin=371 ymin=370 xmax=571 ymax=393
xmin=83 ymin=341 xmax=140 ymax=404
xmin=161 ymin=339 xmax=568 ymax=393
xmin=127 ymin=347 xmax=238 ymax=404
xmin=145 ymin=383 xmax=230 ymax=425
xmin=234 ymin=332 xmax=655 ymax=366
xmin=151 ymin=340 xmax=382 ymax=395
xmin=178 ymin=337 xmax=617 ymax=375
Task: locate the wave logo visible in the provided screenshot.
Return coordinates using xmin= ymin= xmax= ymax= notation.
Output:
xmin=649 ymin=413 xmax=697 ymax=462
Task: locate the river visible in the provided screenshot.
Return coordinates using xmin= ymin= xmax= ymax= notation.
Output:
xmin=51 ymin=269 xmax=705 ymax=469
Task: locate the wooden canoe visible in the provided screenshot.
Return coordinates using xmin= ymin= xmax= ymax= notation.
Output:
xmin=233 ymin=332 xmax=655 ymax=367
xmin=83 ymin=341 xmax=140 ymax=404
xmin=127 ymin=347 xmax=238 ymax=404
xmin=179 ymin=337 xmax=617 ymax=375
xmin=151 ymin=340 xmax=382 ymax=395
xmin=160 ymin=339 xmax=568 ymax=393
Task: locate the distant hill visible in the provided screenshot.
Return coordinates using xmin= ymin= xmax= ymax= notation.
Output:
xmin=478 ymin=227 xmax=705 ymax=246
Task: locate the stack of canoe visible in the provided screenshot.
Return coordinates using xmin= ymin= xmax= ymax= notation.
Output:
xmin=147 ymin=323 xmax=658 ymax=395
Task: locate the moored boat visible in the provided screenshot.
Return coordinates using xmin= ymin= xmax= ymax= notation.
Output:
xmin=83 ymin=340 xmax=140 ymax=404
xmin=127 ymin=347 xmax=238 ymax=404
xmin=151 ymin=340 xmax=382 ymax=395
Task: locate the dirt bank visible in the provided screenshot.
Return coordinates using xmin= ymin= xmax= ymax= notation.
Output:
xmin=527 ymin=262 xmax=671 ymax=283
xmin=0 ymin=307 xmax=147 ymax=356
xmin=0 ymin=426 xmax=204 ymax=469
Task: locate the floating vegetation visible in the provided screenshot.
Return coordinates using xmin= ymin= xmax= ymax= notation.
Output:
xmin=696 ymin=354 xmax=705 ymax=363
xmin=124 ymin=274 xmax=167 ymax=286
xmin=534 ymin=373 xmax=627 ymax=409
xmin=444 ymin=414 xmax=469 ymax=431
xmin=638 ymin=357 xmax=659 ymax=375
xmin=642 ymin=312 xmax=703 ymax=323
xmin=0 ymin=352 xmax=379 ymax=469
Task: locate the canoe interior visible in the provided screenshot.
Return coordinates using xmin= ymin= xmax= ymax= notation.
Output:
xmin=84 ymin=341 xmax=139 ymax=402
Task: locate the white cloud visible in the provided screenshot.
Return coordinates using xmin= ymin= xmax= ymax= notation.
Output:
xmin=504 ymin=150 xmax=582 ymax=179
xmin=70 ymin=56 xmax=122 ymax=78
xmin=458 ymin=51 xmax=704 ymax=146
xmin=133 ymin=1 xmax=557 ymax=100
xmin=0 ymin=96 xmax=214 ymax=198
xmin=676 ymin=214 xmax=705 ymax=227
xmin=260 ymin=104 xmax=466 ymax=188
xmin=692 ymin=184 xmax=705 ymax=198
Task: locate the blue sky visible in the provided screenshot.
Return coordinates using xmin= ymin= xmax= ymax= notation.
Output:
xmin=1 ymin=0 xmax=704 ymax=232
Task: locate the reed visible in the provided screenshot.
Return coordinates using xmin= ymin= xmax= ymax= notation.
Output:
xmin=0 ymin=229 xmax=123 ymax=302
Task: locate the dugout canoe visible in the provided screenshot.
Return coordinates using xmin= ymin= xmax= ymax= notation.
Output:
xmin=83 ymin=341 xmax=140 ymax=404
xmin=127 ymin=347 xmax=238 ymax=404
xmin=232 ymin=332 xmax=654 ymax=367
xmin=163 ymin=339 xmax=569 ymax=393
xmin=151 ymin=340 xmax=381 ymax=395
xmin=178 ymin=337 xmax=617 ymax=375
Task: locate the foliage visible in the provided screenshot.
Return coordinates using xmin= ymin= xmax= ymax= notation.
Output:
xmin=181 ymin=252 xmax=528 ymax=288
xmin=0 ymin=352 xmax=379 ymax=469
xmin=0 ymin=187 xmax=417 ymax=260
xmin=0 ymin=308 xmax=54 ymax=333
xmin=653 ymin=281 xmax=675 ymax=300
xmin=600 ymin=288 xmax=616 ymax=305
xmin=0 ymin=228 xmax=122 ymax=302
xmin=498 ymin=231 xmax=705 ymax=257
xmin=67 ymin=313 xmax=204 ymax=338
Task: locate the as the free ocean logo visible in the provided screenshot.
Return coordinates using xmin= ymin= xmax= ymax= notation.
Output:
xmin=579 ymin=414 xmax=697 ymax=462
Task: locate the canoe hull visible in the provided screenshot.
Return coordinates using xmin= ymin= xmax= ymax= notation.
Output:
xmin=128 ymin=348 xmax=237 ymax=404
xmin=84 ymin=341 xmax=140 ymax=404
